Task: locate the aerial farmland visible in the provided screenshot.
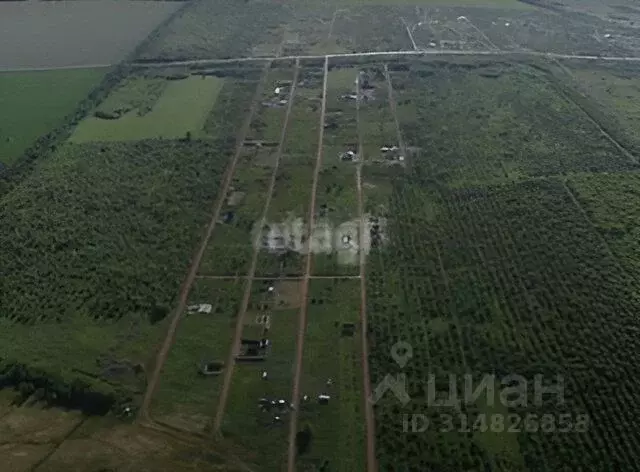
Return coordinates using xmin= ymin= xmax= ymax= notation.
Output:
xmin=3 ymin=0 xmax=640 ymax=471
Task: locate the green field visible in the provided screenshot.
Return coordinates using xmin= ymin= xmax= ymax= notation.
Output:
xmin=296 ymin=279 xmax=365 ymax=471
xmin=221 ymin=281 xmax=302 ymax=471
xmin=71 ymin=76 xmax=224 ymax=142
xmin=152 ymin=279 xmax=244 ymax=432
xmin=0 ymin=68 xmax=105 ymax=166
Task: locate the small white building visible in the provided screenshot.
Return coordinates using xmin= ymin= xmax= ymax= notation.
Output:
xmin=187 ymin=304 xmax=213 ymax=314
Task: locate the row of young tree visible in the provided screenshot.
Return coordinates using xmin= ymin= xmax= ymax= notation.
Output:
xmin=365 ymin=175 xmax=640 ymax=470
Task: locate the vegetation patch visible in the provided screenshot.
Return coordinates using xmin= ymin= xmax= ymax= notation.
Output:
xmin=71 ymin=76 xmax=224 ymax=142
xmin=368 ymin=177 xmax=640 ymax=470
xmin=0 ymin=139 xmax=232 ymax=409
xmin=0 ymin=68 xmax=105 ymax=167
xmin=389 ymin=61 xmax=636 ymax=186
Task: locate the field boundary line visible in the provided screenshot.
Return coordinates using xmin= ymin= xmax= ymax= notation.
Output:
xmin=137 ymin=60 xmax=273 ymax=424
xmin=286 ymin=55 xmax=329 ymax=472
xmin=355 ymin=71 xmax=378 ymax=472
xmin=212 ymin=60 xmax=301 ymax=433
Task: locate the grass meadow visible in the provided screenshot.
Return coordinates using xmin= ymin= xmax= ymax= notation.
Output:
xmin=71 ymin=76 xmax=224 ymax=142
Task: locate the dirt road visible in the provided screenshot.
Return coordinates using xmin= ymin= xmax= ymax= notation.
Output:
xmin=212 ymin=61 xmax=301 ymax=433
xmin=138 ymin=61 xmax=272 ymax=423
xmin=355 ymin=72 xmax=378 ymax=472
xmin=133 ymin=50 xmax=640 ymax=69
xmin=286 ymin=55 xmax=329 ymax=472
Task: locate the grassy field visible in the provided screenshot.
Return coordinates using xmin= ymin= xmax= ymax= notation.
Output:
xmin=0 ymin=68 xmax=105 ymax=166
xmin=296 ymin=279 xmax=365 ymax=471
xmin=0 ymin=1 xmax=180 ymax=69
xmin=71 ymin=76 xmax=224 ymax=142
xmin=151 ymin=279 xmax=244 ymax=432
xmin=220 ymin=280 xmax=303 ymax=471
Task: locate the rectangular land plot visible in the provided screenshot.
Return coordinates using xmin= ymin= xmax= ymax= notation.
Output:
xmin=151 ymin=279 xmax=243 ymax=432
xmin=254 ymin=65 xmax=325 ymax=277
xmin=200 ymin=65 xmax=297 ymax=277
xmin=388 ymin=59 xmax=635 ymax=187
xmin=247 ymin=65 xmax=298 ymax=143
xmin=311 ymin=66 xmax=361 ymax=276
xmin=220 ymin=279 xmax=302 ymax=470
xmin=71 ymin=76 xmax=224 ymax=142
xmin=296 ymin=278 xmax=365 ymax=471
xmin=358 ymin=65 xmax=398 ymax=163
xmin=0 ymin=68 xmax=105 ymax=166
xmin=199 ymin=161 xmax=272 ymax=277
xmin=367 ymin=178 xmax=640 ymax=471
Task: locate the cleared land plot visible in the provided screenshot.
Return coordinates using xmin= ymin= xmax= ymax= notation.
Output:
xmin=71 ymin=76 xmax=224 ymax=142
xmin=138 ymin=0 xmax=285 ymax=61
xmin=199 ymin=66 xmax=297 ymax=277
xmin=0 ymin=140 xmax=232 ymax=409
xmin=0 ymin=68 xmax=105 ymax=167
xmin=0 ymin=1 xmax=180 ymax=69
xmin=368 ymin=177 xmax=640 ymax=470
xmin=151 ymin=279 xmax=243 ymax=432
xmin=220 ymin=280 xmax=301 ymax=471
xmin=296 ymin=279 xmax=365 ymax=471
xmin=389 ymin=59 xmax=635 ymax=187
xmin=359 ymin=66 xmax=398 ymax=163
